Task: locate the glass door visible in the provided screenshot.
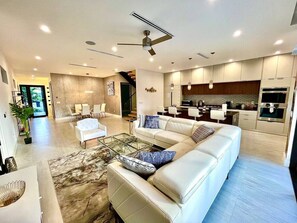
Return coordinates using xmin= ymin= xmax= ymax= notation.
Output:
xmin=20 ymin=85 xmax=48 ymax=117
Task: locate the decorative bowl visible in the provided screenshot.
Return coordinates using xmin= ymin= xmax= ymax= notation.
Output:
xmin=0 ymin=180 xmax=26 ymax=207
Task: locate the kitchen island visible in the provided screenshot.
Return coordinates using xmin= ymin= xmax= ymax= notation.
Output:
xmin=160 ymin=107 xmax=239 ymax=126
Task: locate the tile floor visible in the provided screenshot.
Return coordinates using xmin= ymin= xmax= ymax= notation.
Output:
xmin=14 ymin=115 xmax=296 ymax=223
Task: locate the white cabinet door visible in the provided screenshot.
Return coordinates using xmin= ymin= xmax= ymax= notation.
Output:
xmin=213 ymin=64 xmax=224 ymax=83
xmin=262 ymin=56 xmax=278 ymax=79
xmin=241 ymin=58 xmax=263 ymax=81
xmin=172 ymin=71 xmax=181 ymax=85
xmin=203 ymin=66 xmax=213 ymax=83
xmin=277 ymin=54 xmax=294 ymax=78
xmin=224 ymin=62 xmax=242 ymax=82
xmin=192 ymin=68 xmax=204 ymax=84
xmin=180 ymin=69 xmax=192 ymax=85
xmin=292 ymin=56 xmax=297 ymax=78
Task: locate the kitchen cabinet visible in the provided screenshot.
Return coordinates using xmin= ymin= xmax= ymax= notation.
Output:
xmin=172 ymin=71 xmax=181 ymax=85
xmin=292 ymin=56 xmax=297 ymax=78
xmin=262 ymin=56 xmax=278 ymax=79
xmin=241 ymin=58 xmax=263 ymax=81
xmin=224 ymin=62 xmax=242 ymax=82
xmin=238 ymin=110 xmax=257 ymax=130
xmin=256 ymin=120 xmax=285 ymax=135
xmin=180 ymin=69 xmax=192 ymax=85
xmin=277 ymin=54 xmax=294 ymax=78
xmin=213 ymin=64 xmax=224 ymax=83
xmin=203 ymin=66 xmax=213 ymax=83
xmin=192 ymin=68 xmax=204 ymax=84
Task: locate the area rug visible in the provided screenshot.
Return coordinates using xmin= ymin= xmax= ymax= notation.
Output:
xmin=48 ymin=146 xmax=116 ymax=223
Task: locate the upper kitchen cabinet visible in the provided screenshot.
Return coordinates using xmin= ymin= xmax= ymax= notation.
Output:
xmin=203 ymin=66 xmax=213 ymax=83
xmin=262 ymin=54 xmax=294 ymax=79
xmin=224 ymin=62 xmax=242 ymax=82
xmin=292 ymin=56 xmax=297 ymax=78
xmin=180 ymin=69 xmax=192 ymax=85
xmin=172 ymin=71 xmax=181 ymax=85
xmin=192 ymin=68 xmax=204 ymax=84
xmin=262 ymin=56 xmax=278 ymax=79
xmin=241 ymin=58 xmax=263 ymax=81
xmin=277 ymin=54 xmax=294 ymax=78
xmin=213 ymin=64 xmax=224 ymax=83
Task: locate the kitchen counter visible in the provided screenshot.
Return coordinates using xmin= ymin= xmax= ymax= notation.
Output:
xmin=160 ymin=107 xmax=239 ymax=126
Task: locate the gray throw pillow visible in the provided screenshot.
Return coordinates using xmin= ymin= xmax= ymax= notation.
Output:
xmin=117 ymin=155 xmax=156 ymax=175
xmin=191 ymin=125 xmax=215 ymax=143
xmin=144 ymin=115 xmax=159 ymax=129
xmin=137 ymin=151 xmax=176 ymax=168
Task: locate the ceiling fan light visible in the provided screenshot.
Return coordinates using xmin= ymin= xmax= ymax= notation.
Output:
xmin=143 ymin=45 xmax=151 ymax=50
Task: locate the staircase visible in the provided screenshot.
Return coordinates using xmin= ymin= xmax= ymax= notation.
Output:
xmin=119 ymin=70 xmax=136 ymax=88
xmin=128 ymin=110 xmax=137 ymax=119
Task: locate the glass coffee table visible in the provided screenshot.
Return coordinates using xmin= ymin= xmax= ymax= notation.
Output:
xmin=98 ymin=133 xmax=157 ymax=157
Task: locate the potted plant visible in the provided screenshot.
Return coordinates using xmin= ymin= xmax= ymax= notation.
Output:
xmin=9 ymin=103 xmax=34 ymax=144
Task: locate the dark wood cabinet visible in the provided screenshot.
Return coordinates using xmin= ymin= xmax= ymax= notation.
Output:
xmin=182 ymin=81 xmax=260 ymax=95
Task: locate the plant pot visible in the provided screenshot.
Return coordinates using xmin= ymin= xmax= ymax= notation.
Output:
xmin=24 ymin=137 xmax=32 ymax=144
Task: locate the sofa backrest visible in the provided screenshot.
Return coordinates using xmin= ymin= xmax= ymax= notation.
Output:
xmin=77 ymin=118 xmax=99 ymax=130
xmin=158 ymin=115 xmax=172 ymax=130
xmin=191 ymin=121 xmax=223 ymax=135
xmin=166 ymin=118 xmax=196 ymax=136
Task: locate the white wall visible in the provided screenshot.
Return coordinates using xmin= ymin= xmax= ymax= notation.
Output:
xmin=0 ymin=51 xmax=18 ymax=160
xmin=136 ymin=69 xmax=164 ymax=115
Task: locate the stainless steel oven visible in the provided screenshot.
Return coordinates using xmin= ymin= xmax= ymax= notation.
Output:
xmin=258 ymin=103 xmax=286 ymax=123
xmin=259 ymin=87 xmax=289 ymax=105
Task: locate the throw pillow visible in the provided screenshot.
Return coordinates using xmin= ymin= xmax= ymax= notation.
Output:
xmin=191 ymin=125 xmax=215 ymax=143
xmin=137 ymin=151 xmax=176 ymax=168
xmin=138 ymin=114 xmax=146 ymax=127
xmin=117 ymin=155 xmax=156 ymax=175
xmin=144 ymin=115 xmax=159 ymax=129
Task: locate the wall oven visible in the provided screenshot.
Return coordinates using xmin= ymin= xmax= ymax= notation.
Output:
xmin=258 ymin=87 xmax=289 ymax=123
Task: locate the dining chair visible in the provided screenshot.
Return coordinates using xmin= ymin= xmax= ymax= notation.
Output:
xmin=188 ymin=108 xmax=202 ymax=120
xmin=81 ymin=105 xmax=91 ymax=118
xmin=100 ymin=103 xmax=106 ymax=117
xmin=168 ymin=106 xmax=181 ymax=118
xmin=66 ymin=105 xmax=81 ymax=120
xmin=210 ymin=110 xmax=226 ymax=123
xmin=92 ymin=104 xmax=101 ymax=118
xmin=75 ymin=104 xmax=82 ymax=113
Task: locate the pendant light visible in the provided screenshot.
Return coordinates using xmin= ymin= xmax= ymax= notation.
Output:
xmin=170 ymin=83 xmax=174 ymax=90
xmin=187 ymin=82 xmax=191 ymax=90
xmin=209 ymin=80 xmax=213 ymax=89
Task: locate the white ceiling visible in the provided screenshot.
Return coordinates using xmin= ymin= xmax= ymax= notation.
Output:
xmin=0 ymin=0 xmax=296 ymax=78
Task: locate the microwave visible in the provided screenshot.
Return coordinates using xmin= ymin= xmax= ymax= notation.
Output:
xmin=259 ymin=87 xmax=289 ymax=105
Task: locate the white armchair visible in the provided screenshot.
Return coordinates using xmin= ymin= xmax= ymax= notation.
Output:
xmin=75 ymin=118 xmax=107 ymax=148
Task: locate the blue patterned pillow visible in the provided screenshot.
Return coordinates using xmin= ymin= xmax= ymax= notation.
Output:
xmin=144 ymin=115 xmax=159 ymax=129
xmin=137 ymin=151 xmax=176 ymax=168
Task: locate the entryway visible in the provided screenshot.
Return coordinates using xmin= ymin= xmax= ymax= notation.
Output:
xmin=120 ymin=83 xmax=132 ymax=117
xmin=20 ymin=85 xmax=48 ymax=117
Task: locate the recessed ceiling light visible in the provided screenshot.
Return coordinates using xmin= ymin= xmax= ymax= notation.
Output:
xmin=233 ymin=30 xmax=242 ymax=37
xmin=114 ymin=68 xmax=118 ymax=72
xmin=35 ymin=56 xmax=42 ymax=60
xmin=33 ymin=68 xmax=38 ymax=71
xmin=158 ymin=66 xmax=162 ymax=70
xmin=149 ymin=57 xmax=154 ymax=62
xmin=112 ymin=46 xmax=118 ymax=52
xmin=40 ymin=25 xmax=51 ymax=33
xmin=274 ymin=51 xmax=281 ymax=55
xmin=83 ymin=63 xmax=87 ymax=66
xmin=85 ymin=41 xmax=96 ymax=45
xmin=274 ymin=40 xmax=283 ymax=45
xmin=69 ymin=72 xmax=72 ymax=74
xmin=229 ymin=59 xmax=234 ymax=62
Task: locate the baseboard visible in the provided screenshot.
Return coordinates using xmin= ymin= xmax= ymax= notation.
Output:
xmin=54 ymin=116 xmax=75 ymax=122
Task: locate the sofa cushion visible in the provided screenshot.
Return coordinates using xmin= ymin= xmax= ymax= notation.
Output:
xmin=83 ymin=129 xmax=106 ymax=141
xmin=153 ymin=150 xmax=217 ymax=204
xmin=144 ymin=115 xmax=159 ymax=129
xmin=165 ymin=118 xmax=196 ymax=136
xmin=155 ymin=131 xmax=189 ymax=145
xmin=166 ymin=142 xmax=194 ymax=161
xmin=117 ymin=155 xmax=156 ymax=175
xmin=158 ymin=115 xmax=172 ymax=130
xmin=191 ymin=125 xmax=215 ymax=143
xmin=137 ymin=151 xmax=176 ymax=168
xmin=215 ymin=126 xmax=241 ymax=141
xmin=134 ymin=128 xmax=163 ymax=138
xmin=195 ymin=135 xmax=232 ymax=160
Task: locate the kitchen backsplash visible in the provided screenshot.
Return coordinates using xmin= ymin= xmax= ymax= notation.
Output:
xmin=183 ymin=94 xmax=259 ymax=106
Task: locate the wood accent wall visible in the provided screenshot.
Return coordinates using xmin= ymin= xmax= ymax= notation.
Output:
xmin=182 ymin=81 xmax=260 ymax=95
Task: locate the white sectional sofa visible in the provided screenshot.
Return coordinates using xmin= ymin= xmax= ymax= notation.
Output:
xmin=107 ymin=116 xmax=241 ymax=223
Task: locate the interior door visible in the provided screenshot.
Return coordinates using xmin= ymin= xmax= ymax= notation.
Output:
xmin=20 ymin=85 xmax=48 ymax=117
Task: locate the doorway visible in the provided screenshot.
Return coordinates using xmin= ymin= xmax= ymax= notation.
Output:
xmin=120 ymin=83 xmax=131 ymax=117
xmin=20 ymin=85 xmax=48 ymax=117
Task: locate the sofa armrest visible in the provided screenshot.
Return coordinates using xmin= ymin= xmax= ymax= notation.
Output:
xmin=75 ymin=126 xmax=84 ymax=142
xmin=107 ymin=162 xmax=181 ymax=223
xmin=98 ymin=123 xmax=107 ymax=135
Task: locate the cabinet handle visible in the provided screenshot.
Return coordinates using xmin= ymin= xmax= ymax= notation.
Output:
xmin=268 ymin=78 xmax=274 ymax=80
xmin=244 ymin=118 xmax=249 ymax=120
xmin=277 ymin=77 xmax=284 ymax=80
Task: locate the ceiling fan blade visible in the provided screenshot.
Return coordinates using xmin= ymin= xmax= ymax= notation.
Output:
xmin=151 ymin=35 xmax=172 ymax=45
xmin=148 ymin=48 xmax=156 ymax=56
xmin=117 ymin=43 xmax=142 ymax=46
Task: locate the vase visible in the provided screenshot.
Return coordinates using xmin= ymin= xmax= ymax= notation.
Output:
xmin=4 ymin=157 xmax=17 ymax=173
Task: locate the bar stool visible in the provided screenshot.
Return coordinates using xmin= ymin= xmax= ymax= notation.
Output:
xmin=210 ymin=110 xmax=226 ymax=123
xmin=168 ymin=107 xmax=181 ymax=118
xmin=188 ymin=108 xmax=202 ymax=120
xmin=157 ymin=106 xmax=167 ymax=115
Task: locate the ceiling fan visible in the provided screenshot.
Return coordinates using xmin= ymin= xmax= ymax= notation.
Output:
xmin=117 ymin=30 xmax=172 ymax=56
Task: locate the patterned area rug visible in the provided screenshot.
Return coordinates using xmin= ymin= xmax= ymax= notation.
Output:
xmin=48 ymin=146 xmax=116 ymax=223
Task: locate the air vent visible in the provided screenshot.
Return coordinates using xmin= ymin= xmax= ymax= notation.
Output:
xmin=69 ymin=63 xmax=97 ymax=69
xmin=197 ymin=53 xmax=209 ymax=59
xmin=130 ymin=11 xmax=174 ymax=37
xmin=291 ymin=1 xmax=297 ymax=25
xmin=87 ymin=49 xmax=124 ymax=58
